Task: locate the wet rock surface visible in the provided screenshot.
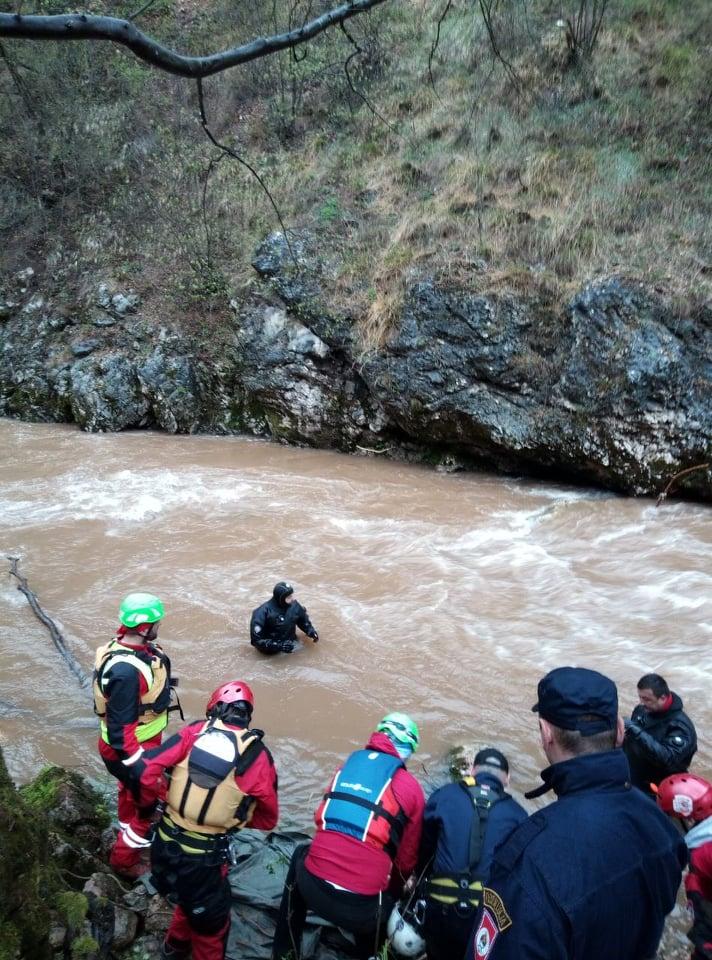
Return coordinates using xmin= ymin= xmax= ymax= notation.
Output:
xmin=1 ymin=243 xmax=710 ymax=499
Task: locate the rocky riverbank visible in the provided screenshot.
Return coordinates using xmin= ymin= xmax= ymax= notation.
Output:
xmin=1 ymin=234 xmax=710 ymax=501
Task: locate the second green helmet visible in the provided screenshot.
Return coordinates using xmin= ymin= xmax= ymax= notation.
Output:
xmin=377 ymin=712 xmax=420 ymax=753
xmin=119 ymin=592 xmax=165 ymax=628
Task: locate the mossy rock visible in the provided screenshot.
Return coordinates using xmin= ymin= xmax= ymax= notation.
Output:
xmin=20 ymin=766 xmax=111 ymax=879
xmin=70 ymin=934 xmax=100 ymax=959
xmin=55 ymin=891 xmax=89 ymax=930
xmin=0 ymin=922 xmax=21 ymax=960
xmin=0 ymin=748 xmax=52 ymax=959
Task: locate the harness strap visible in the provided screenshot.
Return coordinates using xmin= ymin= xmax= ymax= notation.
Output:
xmin=460 ymin=778 xmax=498 ymax=870
xmin=99 ymin=651 xmax=153 ymax=689
xmin=325 ymin=790 xmax=400 ymax=826
xmin=197 ymin=786 xmax=218 ymax=825
xmin=158 ymin=814 xmax=229 ymax=860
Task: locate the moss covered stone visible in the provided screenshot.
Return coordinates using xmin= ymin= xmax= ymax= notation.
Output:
xmin=70 ymin=934 xmax=100 ymax=959
xmin=0 ymin=747 xmax=52 ymax=960
xmin=55 ymin=891 xmax=89 ymax=930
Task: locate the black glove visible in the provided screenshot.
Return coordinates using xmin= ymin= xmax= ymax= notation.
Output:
xmin=624 ymin=719 xmax=643 ymax=738
xmin=308 ymin=629 xmax=319 ymax=642
xmin=121 ymin=755 xmax=146 ymax=800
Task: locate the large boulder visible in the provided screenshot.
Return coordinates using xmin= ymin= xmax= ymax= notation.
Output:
xmin=0 ymin=248 xmax=709 ymax=499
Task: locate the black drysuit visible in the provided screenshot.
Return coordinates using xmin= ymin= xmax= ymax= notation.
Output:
xmin=249 ymin=587 xmax=317 ymax=655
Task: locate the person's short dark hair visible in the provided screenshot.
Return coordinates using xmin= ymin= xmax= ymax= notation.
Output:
xmin=208 ymin=700 xmax=253 ymax=726
xmin=637 ymin=674 xmax=669 ymax=698
xmin=551 ymin=719 xmax=617 ymax=756
xmin=474 ymin=747 xmax=509 ymax=775
xmin=533 ymin=667 xmax=618 ymax=735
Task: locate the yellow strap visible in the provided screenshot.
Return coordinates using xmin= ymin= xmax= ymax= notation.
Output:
xmin=100 ymin=710 xmax=167 ymax=744
xmin=157 ymin=827 xmax=209 ymax=855
xmin=429 ymin=877 xmax=483 ymax=889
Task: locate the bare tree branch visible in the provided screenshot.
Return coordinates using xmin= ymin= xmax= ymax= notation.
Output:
xmin=656 ymin=463 xmax=710 ymax=506
xmin=195 ymin=77 xmax=298 ymax=267
xmin=339 ymin=19 xmax=401 ymax=139
xmin=428 ymin=0 xmax=452 ymax=100
xmin=477 ymin=0 xmax=521 ymax=91
xmin=0 ymin=38 xmax=36 ymax=116
xmin=128 ymin=0 xmax=161 ymax=22
xmin=0 ymin=0 xmax=391 ymax=78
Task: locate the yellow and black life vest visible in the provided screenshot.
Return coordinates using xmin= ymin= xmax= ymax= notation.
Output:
xmin=166 ymin=719 xmax=262 ymax=836
xmin=93 ymin=639 xmax=170 ymax=743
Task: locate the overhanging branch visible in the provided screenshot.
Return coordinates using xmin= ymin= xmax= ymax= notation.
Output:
xmin=0 ymin=0 xmax=391 ymax=78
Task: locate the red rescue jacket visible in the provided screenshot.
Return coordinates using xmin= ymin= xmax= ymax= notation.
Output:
xmin=306 ymin=732 xmax=424 ymax=896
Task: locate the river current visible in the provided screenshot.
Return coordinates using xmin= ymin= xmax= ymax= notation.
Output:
xmin=1 ymin=418 xmax=710 ymax=830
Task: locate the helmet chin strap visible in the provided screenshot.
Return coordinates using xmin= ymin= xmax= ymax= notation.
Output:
xmin=116 ymin=622 xmax=157 ymax=642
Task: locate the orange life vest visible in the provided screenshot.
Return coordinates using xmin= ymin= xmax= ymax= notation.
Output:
xmin=166 ymin=719 xmax=261 ymax=835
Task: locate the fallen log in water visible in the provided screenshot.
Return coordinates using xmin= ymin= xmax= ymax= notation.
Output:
xmin=7 ymin=556 xmax=90 ymax=689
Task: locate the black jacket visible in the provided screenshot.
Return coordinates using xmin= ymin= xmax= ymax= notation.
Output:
xmin=249 ymin=596 xmax=316 ymax=654
xmin=623 ymin=692 xmax=697 ymax=793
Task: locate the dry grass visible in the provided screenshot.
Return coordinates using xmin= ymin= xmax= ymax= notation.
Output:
xmin=1 ymin=0 xmax=710 ymax=349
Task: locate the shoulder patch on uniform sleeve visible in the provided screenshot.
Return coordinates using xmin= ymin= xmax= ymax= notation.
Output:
xmin=483 ymin=888 xmax=512 ymax=931
xmin=471 ymin=890 xmax=512 ymax=958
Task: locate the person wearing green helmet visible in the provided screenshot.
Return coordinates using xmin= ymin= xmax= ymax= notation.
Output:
xmin=94 ymin=591 xmax=176 ymax=880
xmin=272 ymin=713 xmax=425 ymax=960
xmin=377 ymin=712 xmax=421 ymax=760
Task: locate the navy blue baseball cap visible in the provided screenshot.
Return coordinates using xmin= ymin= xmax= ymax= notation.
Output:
xmin=532 ymin=667 xmax=618 ymax=735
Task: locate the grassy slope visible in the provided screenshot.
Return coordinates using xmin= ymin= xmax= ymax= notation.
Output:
xmin=0 ymin=0 xmax=710 ymax=349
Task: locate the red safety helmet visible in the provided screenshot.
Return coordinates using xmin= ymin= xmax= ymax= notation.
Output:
xmin=206 ymin=680 xmax=255 ymax=715
xmin=656 ymin=773 xmax=712 ymax=822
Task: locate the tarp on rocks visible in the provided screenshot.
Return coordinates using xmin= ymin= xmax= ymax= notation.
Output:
xmin=226 ymin=830 xmax=360 ymax=960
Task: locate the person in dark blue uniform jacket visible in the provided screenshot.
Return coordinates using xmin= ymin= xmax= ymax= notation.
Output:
xmin=249 ymin=582 xmax=319 ymax=655
xmin=417 ymin=747 xmax=527 ymax=960
xmin=468 ymin=666 xmax=687 ymax=960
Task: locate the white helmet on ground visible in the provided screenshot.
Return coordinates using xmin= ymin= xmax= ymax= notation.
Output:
xmin=387 ymin=901 xmax=426 ymax=958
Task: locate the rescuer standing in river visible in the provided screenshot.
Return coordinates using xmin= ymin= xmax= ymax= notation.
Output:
xmin=93 ymin=592 xmax=176 ymax=879
xmin=249 ymin=581 xmax=319 ymax=654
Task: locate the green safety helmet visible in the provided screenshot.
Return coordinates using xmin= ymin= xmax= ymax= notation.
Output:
xmin=119 ymin=592 xmax=165 ymax=628
xmin=377 ymin=712 xmax=420 ymax=753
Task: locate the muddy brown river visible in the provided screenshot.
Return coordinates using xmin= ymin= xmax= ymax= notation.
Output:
xmin=1 ymin=419 xmax=710 ymax=841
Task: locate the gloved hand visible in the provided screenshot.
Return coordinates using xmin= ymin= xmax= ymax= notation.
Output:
xmin=137 ymin=799 xmax=159 ymax=821
xmin=308 ymin=629 xmax=319 ymax=642
xmin=624 ymin=719 xmax=643 ymax=738
xmin=121 ymin=754 xmax=146 ymax=799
